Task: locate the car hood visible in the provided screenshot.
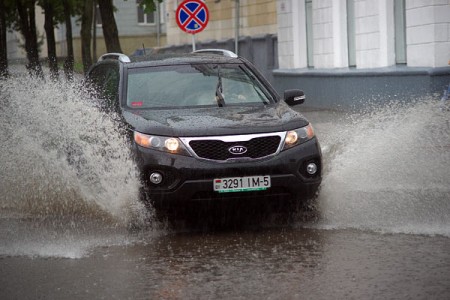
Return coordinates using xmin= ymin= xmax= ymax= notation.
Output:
xmin=122 ymin=102 xmax=309 ymax=137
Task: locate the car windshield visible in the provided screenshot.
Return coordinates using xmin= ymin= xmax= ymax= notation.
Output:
xmin=126 ymin=63 xmax=273 ymax=109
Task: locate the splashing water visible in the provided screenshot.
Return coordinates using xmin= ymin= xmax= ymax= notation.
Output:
xmin=315 ymin=100 xmax=450 ymax=236
xmin=0 ymin=72 xmax=150 ymax=226
xmin=1 ymin=70 xmax=449 ymax=258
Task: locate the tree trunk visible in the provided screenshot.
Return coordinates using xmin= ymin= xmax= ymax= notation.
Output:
xmin=93 ymin=1 xmax=97 ymax=61
xmin=43 ymin=0 xmax=58 ymax=80
xmin=63 ymin=0 xmax=74 ymax=80
xmin=0 ymin=0 xmax=8 ymax=78
xmin=81 ymin=0 xmax=94 ymax=74
xmin=97 ymin=0 xmax=122 ymax=53
xmin=16 ymin=0 xmax=43 ymax=78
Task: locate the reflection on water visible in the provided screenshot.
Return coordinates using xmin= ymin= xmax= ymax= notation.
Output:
xmin=2 ymin=228 xmax=449 ymax=299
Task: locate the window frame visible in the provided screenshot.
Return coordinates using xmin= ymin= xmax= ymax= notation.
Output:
xmin=136 ymin=0 xmax=165 ymax=26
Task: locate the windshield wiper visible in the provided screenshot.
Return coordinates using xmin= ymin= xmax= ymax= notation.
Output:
xmin=215 ymin=66 xmax=225 ymax=107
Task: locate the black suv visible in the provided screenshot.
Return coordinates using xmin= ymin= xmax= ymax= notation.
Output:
xmin=86 ymin=50 xmax=322 ymax=213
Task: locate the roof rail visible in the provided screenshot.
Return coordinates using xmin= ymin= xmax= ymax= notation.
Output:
xmin=192 ymin=49 xmax=238 ymax=58
xmin=98 ymin=53 xmax=131 ymax=63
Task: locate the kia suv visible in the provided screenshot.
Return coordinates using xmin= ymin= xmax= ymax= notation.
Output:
xmin=86 ymin=50 xmax=322 ymax=214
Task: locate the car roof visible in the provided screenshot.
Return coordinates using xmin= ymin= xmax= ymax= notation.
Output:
xmin=99 ymin=52 xmax=245 ymax=68
xmin=126 ymin=53 xmax=243 ymax=68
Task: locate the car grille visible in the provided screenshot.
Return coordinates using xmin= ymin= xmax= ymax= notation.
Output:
xmin=186 ymin=134 xmax=283 ymax=161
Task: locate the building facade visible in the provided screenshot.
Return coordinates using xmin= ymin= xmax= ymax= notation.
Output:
xmin=274 ymin=0 xmax=450 ymax=109
xmin=277 ymin=0 xmax=449 ymax=69
xmin=6 ymin=0 xmax=449 ymax=108
xmin=164 ymin=0 xmax=277 ymax=46
xmin=68 ymin=0 xmax=167 ymax=59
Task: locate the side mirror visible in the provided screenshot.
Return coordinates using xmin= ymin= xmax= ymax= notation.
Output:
xmin=284 ymin=89 xmax=305 ymax=106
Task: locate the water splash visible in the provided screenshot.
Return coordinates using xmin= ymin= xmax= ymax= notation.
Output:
xmin=316 ymin=100 xmax=450 ymax=236
xmin=0 ymin=72 xmax=151 ymax=227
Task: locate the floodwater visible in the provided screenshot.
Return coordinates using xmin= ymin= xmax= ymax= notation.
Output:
xmin=1 ymin=72 xmax=449 ymax=299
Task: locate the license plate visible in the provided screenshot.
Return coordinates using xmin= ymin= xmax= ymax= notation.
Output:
xmin=213 ymin=176 xmax=271 ymax=193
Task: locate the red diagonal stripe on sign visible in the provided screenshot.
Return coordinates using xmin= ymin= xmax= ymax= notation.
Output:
xmin=181 ymin=2 xmax=206 ymax=28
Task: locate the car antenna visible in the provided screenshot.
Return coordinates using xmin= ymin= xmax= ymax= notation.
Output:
xmin=142 ymin=43 xmax=146 ymax=55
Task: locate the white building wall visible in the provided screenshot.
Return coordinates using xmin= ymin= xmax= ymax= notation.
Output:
xmin=332 ymin=0 xmax=349 ymax=68
xmin=277 ymin=0 xmax=349 ymax=69
xmin=276 ymin=0 xmax=449 ymax=69
xmin=406 ymin=0 xmax=450 ymax=67
xmin=277 ymin=0 xmax=308 ymax=68
xmin=277 ymin=0 xmax=293 ymax=68
xmin=354 ymin=0 xmax=395 ymax=68
xmin=312 ymin=0 xmax=333 ymax=68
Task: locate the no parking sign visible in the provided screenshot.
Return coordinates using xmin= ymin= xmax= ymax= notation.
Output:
xmin=176 ymin=0 xmax=209 ymax=34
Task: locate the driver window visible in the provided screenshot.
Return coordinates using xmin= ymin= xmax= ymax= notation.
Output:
xmin=87 ymin=63 xmax=120 ymax=112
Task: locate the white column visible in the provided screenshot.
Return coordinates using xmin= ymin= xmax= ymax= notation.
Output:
xmin=379 ymin=0 xmax=396 ymax=67
xmin=332 ymin=0 xmax=349 ymax=67
xmin=292 ymin=0 xmax=308 ymax=68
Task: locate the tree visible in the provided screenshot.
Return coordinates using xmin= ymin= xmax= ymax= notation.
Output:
xmin=95 ymin=0 xmax=163 ymax=55
xmin=80 ymin=0 xmax=94 ymax=73
xmin=97 ymin=0 xmax=122 ymax=53
xmin=0 ymin=0 xmax=9 ymax=78
xmin=61 ymin=0 xmax=75 ymax=80
xmin=140 ymin=0 xmax=164 ymax=14
xmin=15 ymin=0 xmax=44 ymax=78
xmin=41 ymin=0 xmax=59 ymax=80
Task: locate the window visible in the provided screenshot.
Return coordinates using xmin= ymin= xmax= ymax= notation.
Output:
xmin=137 ymin=0 xmax=155 ymax=24
xmin=394 ymin=0 xmax=406 ymax=64
xmin=126 ymin=64 xmax=272 ymax=109
xmin=346 ymin=0 xmax=356 ymax=67
xmin=88 ymin=63 xmax=120 ymax=112
xmin=137 ymin=0 xmax=165 ymax=25
xmin=305 ymin=0 xmax=314 ymax=68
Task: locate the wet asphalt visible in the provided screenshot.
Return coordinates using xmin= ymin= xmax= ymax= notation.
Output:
xmin=1 ymin=108 xmax=449 ymax=300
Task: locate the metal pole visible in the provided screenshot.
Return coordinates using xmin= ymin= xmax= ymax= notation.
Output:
xmin=192 ymin=34 xmax=196 ymax=51
xmin=235 ymin=0 xmax=240 ymax=55
xmin=156 ymin=0 xmax=160 ymax=47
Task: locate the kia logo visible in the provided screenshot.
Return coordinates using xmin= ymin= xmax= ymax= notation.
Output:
xmin=228 ymin=145 xmax=247 ymax=155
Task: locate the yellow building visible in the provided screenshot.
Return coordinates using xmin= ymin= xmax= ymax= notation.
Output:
xmin=165 ymin=0 xmax=277 ymax=46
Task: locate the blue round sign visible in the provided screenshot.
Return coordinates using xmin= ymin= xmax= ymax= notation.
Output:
xmin=176 ymin=0 xmax=209 ymax=34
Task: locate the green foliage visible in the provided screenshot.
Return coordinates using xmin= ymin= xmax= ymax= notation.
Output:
xmin=37 ymin=0 xmax=64 ymax=25
xmin=2 ymin=0 xmax=19 ymax=30
xmin=135 ymin=0 xmax=164 ymax=14
xmin=73 ymin=61 xmax=85 ymax=74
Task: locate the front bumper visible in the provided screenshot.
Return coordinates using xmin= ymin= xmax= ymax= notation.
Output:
xmin=134 ymin=138 xmax=322 ymax=207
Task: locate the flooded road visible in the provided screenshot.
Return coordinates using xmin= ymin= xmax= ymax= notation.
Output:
xmin=1 ymin=74 xmax=449 ymax=299
xmin=2 ymin=226 xmax=449 ymax=299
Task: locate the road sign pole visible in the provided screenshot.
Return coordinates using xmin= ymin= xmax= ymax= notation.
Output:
xmin=192 ymin=34 xmax=196 ymax=51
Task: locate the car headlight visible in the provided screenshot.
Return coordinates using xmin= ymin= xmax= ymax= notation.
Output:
xmin=283 ymin=124 xmax=315 ymax=150
xmin=134 ymin=131 xmax=191 ymax=155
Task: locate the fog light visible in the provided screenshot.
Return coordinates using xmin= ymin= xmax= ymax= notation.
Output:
xmin=149 ymin=172 xmax=163 ymax=184
xmin=306 ymin=163 xmax=318 ymax=175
